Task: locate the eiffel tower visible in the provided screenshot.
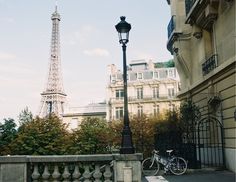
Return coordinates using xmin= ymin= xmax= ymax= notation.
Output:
xmin=38 ymin=5 xmax=66 ymax=118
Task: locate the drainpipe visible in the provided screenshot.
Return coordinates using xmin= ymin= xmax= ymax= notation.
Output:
xmin=212 ymin=22 xmax=218 ymax=66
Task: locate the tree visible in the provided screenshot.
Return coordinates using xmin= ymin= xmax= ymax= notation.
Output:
xmin=18 ymin=107 xmax=33 ymax=125
xmin=0 ymin=118 xmax=17 ymax=155
xmin=154 ymin=111 xmax=183 ymax=155
xmin=109 ymin=114 xmax=162 ymax=157
xmin=10 ymin=114 xmax=70 ymax=155
xmin=68 ymin=117 xmax=113 ymax=154
xmin=130 ymin=114 xmax=160 ymax=157
xmin=18 ymin=107 xmax=33 ymax=131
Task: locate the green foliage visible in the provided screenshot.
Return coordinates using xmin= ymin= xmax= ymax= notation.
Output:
xmin=18 ymin=107 xmax=33 ymax=131
xmin=180 ymin=100 xmax=201 ymax=125
xmin=155 ymin=111 xmax=183 ymax=154
xmin=68 ymin=117 xmax=113 ymax=154
xmin=10 ymin=114 xmax=70 ymax=155
xmin=130 ymin=115 xmax=159 ymax=156
xmin=18 ymin=107 xmax=33 ymax=125
xmin=0 ymin=118 xmax=17 ymax=155
xmin=154 ymin=59 xmax=175 ymax=68
xmin=110 ymin=114 xmax=162 ymax=157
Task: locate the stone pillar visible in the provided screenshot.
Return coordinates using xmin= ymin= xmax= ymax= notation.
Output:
xmin=0 ymin=156 xmax=28 ymax=182
xmin=113 ymin=153 xmax=143 ymax=182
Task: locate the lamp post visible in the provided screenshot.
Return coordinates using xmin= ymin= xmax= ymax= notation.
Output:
xmin=115 ymin=16 xmax=135 ymax=154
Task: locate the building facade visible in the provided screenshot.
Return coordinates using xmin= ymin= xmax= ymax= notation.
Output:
xmin=63 ymin=102 xmax=106 ymax=130
xmin=166 ymin=0 xmax=235 ymax=172
xmin=106 ymin=60 xmax=180 ymax=121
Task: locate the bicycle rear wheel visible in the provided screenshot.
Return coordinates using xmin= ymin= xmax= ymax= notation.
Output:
xmin=142 ymin=157 xmax=159 ymax=176
xmin=169 ymin=157 xmax=187 ymax=175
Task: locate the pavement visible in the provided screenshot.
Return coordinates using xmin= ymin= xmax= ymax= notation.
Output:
xmin=142 ymin=169 xmax=236 ymax=182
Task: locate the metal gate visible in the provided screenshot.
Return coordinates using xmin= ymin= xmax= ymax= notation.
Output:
xmin=197 ymin=116 xmax=225 ymax=169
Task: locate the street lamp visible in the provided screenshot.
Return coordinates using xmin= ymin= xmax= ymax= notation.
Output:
xmin=115 ymin=16 xmax=135 ymax=154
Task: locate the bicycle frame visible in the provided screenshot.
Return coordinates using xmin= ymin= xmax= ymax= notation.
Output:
xmin=142 ymin=149 xmax=188 ymax=176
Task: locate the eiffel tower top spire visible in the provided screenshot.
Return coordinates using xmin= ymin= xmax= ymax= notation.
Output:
xmin=38 ymin=4 xmax=66 ymax=118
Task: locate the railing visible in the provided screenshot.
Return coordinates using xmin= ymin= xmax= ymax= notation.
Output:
xmin=30 ymin=156 xmax=113 ymax=181
xmin=0 ymin=154 xmax=143 ymax=182
xmin=202 ymin=54 xmax=218 ymax=76
xmin=167 ymin=15 xmax=176 ymax=39
xmin=185 ymin=0 xmax=218 ymax=30
xmin=110 ymin=94 xmax=177 ymax=103
xmin=166 ymin=15 xmax=182 ymax=55
xmin=185 ymin=0 xmax=197 ymax=16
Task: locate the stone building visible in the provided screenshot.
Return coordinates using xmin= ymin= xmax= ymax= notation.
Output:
xmin=106 ymin=60 xmax=180 ymax=121
xmin=63 ymin=102 xmax=106 ymax=130
xmin=166 ymin=0 xmax=235 ymax=172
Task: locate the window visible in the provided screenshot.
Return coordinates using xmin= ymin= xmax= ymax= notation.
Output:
xmin=153 ymin=105 xmax=159 ymax=116
xmin=111 ymin=75 xmax=116 ymax=83
xmin=115 ymin=89 xmax=124 ymax=99
xmin=168 ymin=69 xmax=176 ymax=78
xmin=137 ymin=105 xmax=143 ymax=117
xmin=138 ymin=73 xmax=143 ymax=79
xmin=137 ymin=88 xmax=143 ymax=99
xmin=115 ymin=107 xmax=123 ymax=119
xmin=159 ymin=70 xmax=168 ymax=78
xmin=154 ymin=71 xmax=159 ymax=78
xmin=130 ymin=73 xmax=137 ymax=81
xmin=168 ymin=88 xmax=175 ymax=97
xmin=153 ymin=87 xmax=159 ymax=98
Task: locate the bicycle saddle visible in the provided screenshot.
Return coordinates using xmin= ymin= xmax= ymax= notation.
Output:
xmin=166 ymin=150 xmax=173 ymax=154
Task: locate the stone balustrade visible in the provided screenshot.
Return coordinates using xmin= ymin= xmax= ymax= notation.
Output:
xmin=0 ymin=154 xmax=142 ymax=182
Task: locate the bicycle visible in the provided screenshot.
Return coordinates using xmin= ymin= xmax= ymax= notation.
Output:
xmin=142 ymin=149 xmax=188 ymax=176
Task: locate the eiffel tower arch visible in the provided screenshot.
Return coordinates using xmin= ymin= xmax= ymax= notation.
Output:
xmin=38 ymin=5 xmax=66 ymax=118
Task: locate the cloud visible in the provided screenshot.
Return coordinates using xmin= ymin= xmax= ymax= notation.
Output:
xmin=83 ymin=48 xmax=110 ymax=57
xmin=64 ymin=25 xmax=98 ymax=46
xmin=131 ymin=50 xmax=155 ymax=61
xmin=0 ymin=52 xmax=16 ymax=60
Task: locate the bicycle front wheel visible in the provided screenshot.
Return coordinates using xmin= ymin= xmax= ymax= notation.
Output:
xmin=142 ymin=157 xmax=160 ymax=176
xmin=169 ymin=157 xmax=187 ymax=175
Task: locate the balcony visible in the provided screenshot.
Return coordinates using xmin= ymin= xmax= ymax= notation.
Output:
xmin=202 ymin=54 xmax=218 ymax=76
xmin=167 ymin=16 xmax=182 ymax=54
xmin=185 ymin=0 xmax=219 ymax=31
xmin=0 ymin=154 xmax=142 ymax=181
xmin=109 ymin=94 xmax=178 ymax=104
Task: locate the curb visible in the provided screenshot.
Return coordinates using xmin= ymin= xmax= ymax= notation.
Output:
xmin=186 ymin=167 xmax=225 ymax=174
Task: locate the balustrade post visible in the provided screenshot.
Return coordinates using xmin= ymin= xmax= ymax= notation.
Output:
xmin=62 ymin=165 xmax=70 ymax=182
xmin=83 ymin=165 xmax=91 ymax=182
xmin=32 ymin=164 xmax=40 ymax=182
xmin=72 ymin=165 xmax=80 ymax=182
xmin=103 ymin=164 xmax=112 ymax=182
xmin=52 ymin=165 xmax=60 ymax=182
xmin=42 ymin=165 xmax=50 ymax=182
xmin=93 ymin=164 xmax=102 ymax=182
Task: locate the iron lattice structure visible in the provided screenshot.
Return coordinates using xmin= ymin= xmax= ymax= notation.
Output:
xmin=38 ymin=6 xmax=66 ymax=118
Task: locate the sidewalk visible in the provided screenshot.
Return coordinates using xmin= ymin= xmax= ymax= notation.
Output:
xmin=142 ymin=170 xmax=235 ymax=182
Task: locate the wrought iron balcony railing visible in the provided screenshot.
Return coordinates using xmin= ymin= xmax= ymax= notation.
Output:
xmin=167 ymin=15 xmax=182 ymax=54
xmin=202 ymin=54 xmax=218 ymax=76
xmin=167 ymin=15 xmax=175 ymax=39
xmin=185 ymin=0 xmax=197 ymax=16
xmin=110 ymin=94 xmax=178 ymax=103
xmin=185 ymin=0 xmax=219 ymax=30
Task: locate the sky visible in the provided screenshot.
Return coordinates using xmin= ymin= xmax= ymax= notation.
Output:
xmin=0 ymin=0 xmax=172 ymax=122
